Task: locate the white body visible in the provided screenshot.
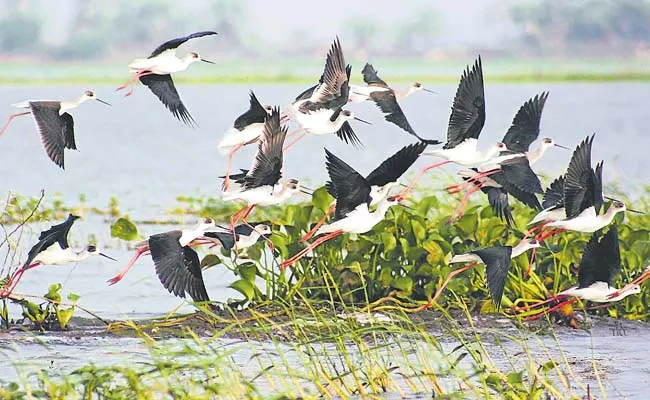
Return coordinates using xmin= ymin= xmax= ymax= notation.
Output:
xmin=222 ymin=184 xmax=298 ymax=207
xmin=348 ymin=84 xmax=389 ymax=103
xmin=424 ymin=139 xmax=504 ymax=166
xmin=218 ymin=124 xmax=265 ymax=155
xmin=529 ymin=207 xmax=566 ymax=225
xmin=526 ymin=140 xmax=554 ymax=165
xmin=12 ymin=93 xmax=93 ymax=114
xmin=317 ymin=198 xmax=396 ymax=235
xmin=560 ymin=281 xmax=640 ymax=302
xmin=450 ymin=239 xmax=539 ymax=265
xmin=478 ymin=153 xmax=523 ymax=173
xmin=290 ymin=102 xmax=348 ymax=135
xmin=32 ymin=243 xmax=93 ymax=265
xmin=178 ymin=219 xmax=218 ymax=246
xmin=546 ymin=204 xmax=622 ymax=233
xmin=128 ymin=51 xmax=197 ymax=75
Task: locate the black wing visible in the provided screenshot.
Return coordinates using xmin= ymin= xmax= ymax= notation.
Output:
xmin=324 ymin=149 xmax=371 ymax=220
xmin=243 ymin=108 xmax=285 ymax=189
xmin=361 ymin=63 xmax=388 ymax=87
xmin=140 ymin=74 xmax=196 ymax=127
xmin=334 ymin=120 xmax=362 ymax=148
xmin=203 ymin=231 xmax=236 ymax=251
xmin=368 ymin=91 xmax=440 ymax=144
xmin=60 ymin=113 xmax=77 ymax=150
xmin=483 ymin=186 xmax=515 ymax=226
xmin=501 ymin=92 xmax=549 ymax=153
xmin=593 ymin=161 xmax=604 ymax=216
xmin=564 ymin=135 xmax=602 ymax=219
xmin=365 ymin=142 xmax=427 ymax=188
xmin=307 ymin=37 xmax=350 ymax=110
xmin=149 ymin=231 xmax=210 ymax=302
xmin=233 ymin=91 xmax=268 ymax=131
xmin=577 ymin=225 xmax=621 ymax=288
xmin=494 ymin=156 xmax=543 ymax=194
xmin=23 ymin=214 xmax=80 ymax=268
xmin=543 ymin=175 xmax=565 ymax=209
xmin=294 ymin=78 xmax=322 ymax=102
xmin=148 ymin=31 xmax=218 ymax=58
xmin=29 ymin=102 xmax=66 ymax=169
xmin=444 ymin=56 xmax=485 ymax=149
xmin=471 ymin=246 xmax=513 ymax=309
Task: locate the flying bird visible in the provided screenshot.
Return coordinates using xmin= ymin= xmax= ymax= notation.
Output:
xmin=0 ymin=90 xmax=110 ymax=169
xmin=117 ymin=31 xmax=218 ymax=127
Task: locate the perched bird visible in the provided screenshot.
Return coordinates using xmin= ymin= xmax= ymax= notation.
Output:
xmin=287 ymin=37 xmax=368 ymax=150
xmin=302 ymin=142 xmax=428 ymax=241
xmin=117 ymin=31 xmax=218 ymax=126
xmin=350 ymin=63 xmax=440 ymax=144
xmin=222 ymin=108 xmax=311 ymax=229
xmin=219 ymin=91 xmax=274 ymax=189
xmin=424 ymin=238 xmax=541 ymax=309
xmin=0 ymin=90 xmax=110 ymax=169
xmin=519 ymin=226 xmax=641 ymax=321
xmin=0 ymin=214 xmax=116 ymax=298
xmin=280 ymin=149 xmax=407 ymax=269
xmin=400 ymin=56 xmax=507 ymax=196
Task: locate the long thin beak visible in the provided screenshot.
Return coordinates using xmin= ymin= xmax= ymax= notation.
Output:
xmin=96 ymin=98 xmax=111 ymax=106
xmin=300 ymin=189 xmax=313 ymax=195
xmin=423 ymin=88 xmax=437 ymax=94
xmin=99 ymin=253 xmax=117 ymax=261
xmin=201 ymin=59 xmax=216 ymax=64
xmin=628 ymin=208 xmax=644 ymax=214
xmin=271 ymin=231 xmax=288 ymax=238
xmin=354 ymin=117 xmax=371 ymax=125
xmin=554 ymin=144 xmax=570 ymax=150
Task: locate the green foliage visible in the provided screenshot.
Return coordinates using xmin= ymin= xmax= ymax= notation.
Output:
xmin=110 ymin=217 xmax=139 ymax=241
xmin=16 ymin=284 xmax=80 ymax=330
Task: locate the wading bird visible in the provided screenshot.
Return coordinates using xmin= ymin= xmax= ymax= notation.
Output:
xmin=517 ymin=226 xmax=641 ymax=322
xmin=287 ymin=37 xmax=368 ymax=150
xmin=302 ymin=141 xmax=428 ymax=241
xmin=117 ymin=31 xmax=218 ymax=126
xmin=423 ymin=238 xmax=540 ymax=309
xmin=219 ymin=91 xmax=274 ymax=190
xmin=280 ymin=149 xmax=407 ymax=269
xmin=350 ymin=63 xmax=440 ymax=144
xmin=0 ymin=90 xmax=111 ymax=169
xmin=0 ymin=214 xmax=116 ymax=298
xmin=400 ymin=56 xmax=507 ymax=197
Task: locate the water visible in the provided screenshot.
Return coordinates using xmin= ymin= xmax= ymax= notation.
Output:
xmin=1 ymin=83 xmax=650 ymax=397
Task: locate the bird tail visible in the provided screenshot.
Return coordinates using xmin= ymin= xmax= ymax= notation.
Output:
xmin=450 ymin=253 xmax=478 ymax=264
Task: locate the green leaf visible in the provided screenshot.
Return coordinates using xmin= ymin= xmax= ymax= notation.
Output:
xmin=67 ymin=293 xmax=80 ymax=302
xmin=45 ymin=283 xmax=62 ymax=302
xmin=506 ymin=371 xmax=523 ymax=386
xmin=391 ymin=276 xmax=413 ymax=293
xmin=110 ymin=217 xmax=138 ymax=241
xmin=411 ymin=219 xmax=426 ymax=243
xmin=229 ymin=279 xmax=255 ymax=301
xmin=485 ymin=373 xmax=502 ymax=387
xmin=380 ymin=232 xmax=397 ymax=254
xmin=540 ymin=360 xmax=559 ymax=373
xmin=56 ymin=307 xmax=75 ymax=329
xmin=238 ymin=263 xmax=258 ymax=283
xmin=200 ymin=254 xmax=222 ymax=269
xmin=312 ymin=186 xmax=334 ymax=213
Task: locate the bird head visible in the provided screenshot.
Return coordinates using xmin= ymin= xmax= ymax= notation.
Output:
xmin=540 ymin=137 xmax=569 ymax=150
xmin=340 ymin=109 xmax=371 ymax=125
xmin=186 ymin=52 xmax=215 ymax=65
xmin=197 ymin=217 xmax=217 ymax=232
xmin=82 ymin=90 xmax=111 ymax=106
xmin=263 ymin=105 xmax=274 ymax=115
xmin=86 ymin=245 xmax=117 ymax=261
xmin=285 ymin=179 xmax=313 ymax=196
xmin=604 ymin=197 xmax=643 ymax=214
xmin=411 ymin=82 xmax=436 ymax=94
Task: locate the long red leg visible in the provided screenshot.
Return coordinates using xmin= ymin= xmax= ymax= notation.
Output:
xmin=511 ymin=294 xmax=568 ymax=312
xmin=423 ymin=262 xmax=478 ymax=309
xmin=399 ymin=160 xmax=450 ymax=198
xmin=0 ymin=262 xmax=41 ymax=298
xmin=448 ymin=185 xmax=481 ymax=223
xmin=446 ymin=169 xmax=499 ymax=193
xmin=119 ymin=71 xmax=156 ymax=97
xmin=524 ymin=222 xmax=549 ymax=239
xmin=0 ymin=112 xmax=31 ymax=139
xmin=301 ymin=205 xmax=335 ymax=242
xmin=231 ymin=205 xmax=256 ymax=255
xmin=222 ymin=143 xmax=245 ymax=191
xmin=535 ymin=228 xmax=566 ymax=243
xmin=525 ymin=247 xmax=537 ymax=277
xmin=280 ymin=230 xmax=343 ymax=269
xmin=282 ymin=133 xmax=306 ymax=152
xmin=106 ymin=247 xmax=150 ymax=285
xmin=523 ymin=298 xmax=577 ymax=322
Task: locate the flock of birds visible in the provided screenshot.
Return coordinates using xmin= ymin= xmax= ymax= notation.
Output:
xmin=1 ymin=32 xmax=647 ymax=322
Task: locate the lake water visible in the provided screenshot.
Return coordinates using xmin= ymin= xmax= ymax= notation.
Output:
xmin=1 ymin=83 xmax=649 ymax=397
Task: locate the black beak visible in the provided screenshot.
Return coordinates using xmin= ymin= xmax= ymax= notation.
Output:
xmin=99 ymin=252 xmax=117 ymax=261
xmin=423 ymin=88 xmax=437 ymax=94
xmin=554 ymin=144 xmax=570 ymax=150
xmin=628 ymin=208 xmax=644 ymax=214
xmin=96 ymin=98 xmax=111 ymax=106
xmin=201 ymin=59 xmax=216 ymax=64
xmin=354 ymin=117 xmax=371 ymax=125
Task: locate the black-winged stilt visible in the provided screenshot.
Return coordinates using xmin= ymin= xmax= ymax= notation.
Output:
xmin=219 ymin=91 xmax=274 ymax=189
xmin=107 ymin=217 xmax=219 ymax=285
xmin=286 ymin=37 xmax=369 ymax=150
xmin=400 ymin=56 xmax=507 ymax=196
xmin=0 ymin=214 xmax=116 ymax=298
xmin=302 ymin=142 xmax=428 ymax=241
xmin=349 ymin=68 xmax=435 ymax=103
xmin=222 ymin=108 xmax=311 ymax=232
xmin=423 ymin=238 xmax=540 ymax=309
xmin=203 ymin=222 xmax=273 ymax=251
xmin=280 ymin=149 xmax=407 ymax=269
xmin=117 ymin=31 xmax=218 ymax=126
xmin=519 ymin=226 xmax=641 ymax=321
xmin=0 ymin=90 xmax=111 ymax=169
xmin=350 ymin=63 xmax=440 ymax=144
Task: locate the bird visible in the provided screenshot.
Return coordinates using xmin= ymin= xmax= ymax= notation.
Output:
xmin=117 ymin=31 xmax=218 ymax=127
xmin=348 ymin=76 xmax=435 ymax=103
xmin=423 ymin=238 xmax=541 ymax=309
xmin=219 ymin=91 xmax=274 ymax=189
xmin=107 ymin=217 xmax=219 ymax=285
xmin=0 ymin=214 xmax=116 ymax=298
xmin=202 ymin=222 xmax=273 ymax=251
xmin=0 ymin=90 xmax=111 ymax=169
xmin=349 ymin=63 xmax=440 ymax=144
xmin=301 ymin=141 xmax=428 ymax=241
xmin=280 ymin=149 xmax=407 ymax=269
xmin=534 ymin=135 xmax=642 ymax=243
xmin=221 ymin=107 xmax=311 ymax=230
xmin=526 ymin=175 xmax=567 ymax=230
xmin=286 ymin=37 xmax=369 ymax=150
xmin=400 ymin=56 xmax=507 ymax=197
xmin=518 ymin=226 xmax=641 ymax=322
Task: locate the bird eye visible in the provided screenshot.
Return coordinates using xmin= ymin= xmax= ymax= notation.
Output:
xmin=87 ymin=245 xmax=97 ymax=252
xmin=414 ymin=82 xmax=422 ymax=88
xmin=497 ymin=142 xmax=505 ymax=148
xmin=85 ymin=90 xmax=94 ymax=97
xmin=543 ymin=138 xmax=552 ymax=144
xmin=204 ymin=218 xmax=213 ymax=224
